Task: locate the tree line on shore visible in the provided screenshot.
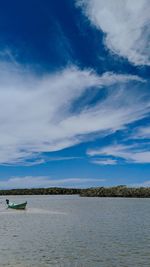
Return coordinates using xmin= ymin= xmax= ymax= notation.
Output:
xmin=80 ymin=186 xmax=150 ymax=198
xmin=1 ymin=185 xmax=150 ymax=197
xmin=0 ymin=187 xmax=81 ymax=195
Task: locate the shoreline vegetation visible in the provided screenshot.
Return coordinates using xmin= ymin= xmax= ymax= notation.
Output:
xmin=1 ymin=185 xmax=150 ymax=198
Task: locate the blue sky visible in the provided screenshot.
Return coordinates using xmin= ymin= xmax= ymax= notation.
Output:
xmin=0 ymin=0 xmax=149 ymax=189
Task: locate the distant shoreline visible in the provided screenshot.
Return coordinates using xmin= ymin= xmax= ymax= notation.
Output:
xmin=1 ymin=186 xmax=150 ymax=198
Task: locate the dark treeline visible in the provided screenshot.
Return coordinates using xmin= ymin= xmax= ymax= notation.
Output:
xmin=1 ymin=186 xmax=150 ymax=197
xmin=0 ymin=187 xmax=81 ymax=196
xmin=80 ymin=186 xmax=150 ymax=198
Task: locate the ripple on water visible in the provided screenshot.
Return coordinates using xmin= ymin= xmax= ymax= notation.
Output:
xmin=0 ymin=196 xmax=150 ymax=267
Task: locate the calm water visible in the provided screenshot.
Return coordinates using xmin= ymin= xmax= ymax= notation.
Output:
xmin=0 ymin=195 xmax=150 ymax=267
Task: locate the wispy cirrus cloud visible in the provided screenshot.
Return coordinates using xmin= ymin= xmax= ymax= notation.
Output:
xmin=76 ymin=0 xmax=150 ymax=66
xmin=88 ymin=142 xmax=150 ymax=164
xmin=0 ymin=176 xmax=105 ymax=189
xmin=91 ymin=158 xmax=117 ymax=165
xmin=132 ymin=125 xmax=150 ymax=139
xmin=0 ymin=61 xmax=149 ymax=165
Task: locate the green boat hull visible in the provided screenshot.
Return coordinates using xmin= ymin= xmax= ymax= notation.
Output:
xmin=8 ymin=202 xmax=27 ymax=210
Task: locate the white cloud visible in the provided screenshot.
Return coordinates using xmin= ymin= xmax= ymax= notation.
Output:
xmin=91 ymin=158 xmax=117 ymax=165
xmin=88 ymin=143 xmax=150 ymax=163
xmin=132 ymin=126 xmax=150 ymax=139
xmin=130 ymin=181 xmax=150 ymax=187
xmin=0 ymin=176 xmax=105 ymax=189
xmin=77 ymin=0 xmax=150 ymax=65
xmin=0 ymin=62 xmax=149 ymax=164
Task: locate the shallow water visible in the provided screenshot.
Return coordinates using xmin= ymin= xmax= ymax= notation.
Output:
xmin=0 ymin=195 xmax=150 ymax=267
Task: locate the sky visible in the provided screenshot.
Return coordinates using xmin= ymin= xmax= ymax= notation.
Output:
xmin=0 ymin=0 xmax=149 ymax=189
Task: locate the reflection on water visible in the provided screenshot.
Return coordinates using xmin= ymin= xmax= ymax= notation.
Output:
xmin=0 ymin=195 xmax=150 ymax=267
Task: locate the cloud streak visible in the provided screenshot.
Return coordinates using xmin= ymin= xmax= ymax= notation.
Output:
xmin=88 ymin=143 xmax=150 ymax=164
xmin=91 ymin=158 xmax=117 ymax=165
xmin=132 ymin=125 xmax=150 ymax=139
xmin=0 ymin=176 xmax=105 ymax=189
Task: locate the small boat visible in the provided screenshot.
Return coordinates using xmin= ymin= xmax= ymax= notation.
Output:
xmin=6 ymin=199 xmax=27 ymax=210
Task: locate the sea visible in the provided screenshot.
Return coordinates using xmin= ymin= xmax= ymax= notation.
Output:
xmin=0 ymin=195 xmax=150 ymax=267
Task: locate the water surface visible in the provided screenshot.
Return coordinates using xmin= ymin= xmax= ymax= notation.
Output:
xmin=0 ymin=195 xmax=150 ymax=267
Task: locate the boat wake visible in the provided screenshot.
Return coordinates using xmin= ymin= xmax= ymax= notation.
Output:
xmin=0 ymin=207 xmax=66 ymax=215
xmin=27 ymin=208 xmax=67 ymax=215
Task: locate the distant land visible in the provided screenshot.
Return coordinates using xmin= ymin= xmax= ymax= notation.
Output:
xmin=1 ymin=186 xmax=150 ymax=198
